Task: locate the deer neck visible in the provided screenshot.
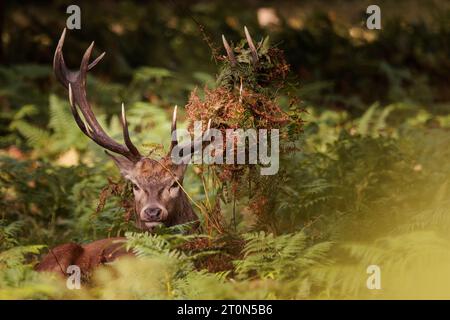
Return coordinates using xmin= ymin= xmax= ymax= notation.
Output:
xmin=168 ymin=191 xmax=198 ymax=227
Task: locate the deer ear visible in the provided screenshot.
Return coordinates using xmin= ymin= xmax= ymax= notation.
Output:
xmin=105 ymin=151 xmax=135 ymax=178
xmin=172 ymin=164 xmax=187 ymax=180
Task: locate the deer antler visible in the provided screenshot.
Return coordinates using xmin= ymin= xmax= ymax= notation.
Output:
xmin=221 ymin=35 xmax=237 ymax=66
xmin=169 ymin=105 xmax=178 ymax=153
xmin=244 ymin=26 xmax=259 ymax=66
xmin=54 ymin=28 xmax=142 ymax=162
xmin=168 ymin=105 xmax=211 ymax=161
xmin=222 ymin=27 xmax=259 ymax=66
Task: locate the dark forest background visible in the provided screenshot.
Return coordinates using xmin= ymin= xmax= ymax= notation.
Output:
xmin=1 ymin=0 xmax=449 ymax=117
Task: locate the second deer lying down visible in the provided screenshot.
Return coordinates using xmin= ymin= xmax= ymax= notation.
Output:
xmin=35 ymin=238 xmax=130 ymax=276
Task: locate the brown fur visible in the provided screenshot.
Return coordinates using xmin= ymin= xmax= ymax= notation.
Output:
xmin=35 ymin=237 xmax=131 ymax=277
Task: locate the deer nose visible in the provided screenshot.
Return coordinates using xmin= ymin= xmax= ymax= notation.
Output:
xmin=144 ymin=207 xmax=162 ymax=221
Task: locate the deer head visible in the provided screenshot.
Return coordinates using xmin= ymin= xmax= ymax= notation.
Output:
xmin=53 ymin=29 xmax=202 ymax=232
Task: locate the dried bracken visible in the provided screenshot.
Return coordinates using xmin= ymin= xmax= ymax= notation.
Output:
xmin=184 ymin=28 xmax=305 ymax=232
xmin=96 ymin=179 xmax=134 ymax=222
xmin=179 ymin=236 xmax=244 ymax=274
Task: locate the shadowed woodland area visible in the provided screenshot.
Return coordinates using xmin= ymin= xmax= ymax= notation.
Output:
xmin=1 ymin=0 xmax=450 ymax=299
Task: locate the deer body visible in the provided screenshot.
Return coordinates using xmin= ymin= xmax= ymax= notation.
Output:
xmin=36 ymin=156 xmax=199 ymax=275
xmin=35 ymin=238 xmax=129 ymax=276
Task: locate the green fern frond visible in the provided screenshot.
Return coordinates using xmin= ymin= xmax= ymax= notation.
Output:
xmin=235 ymin=231 xmax=331 ymax=280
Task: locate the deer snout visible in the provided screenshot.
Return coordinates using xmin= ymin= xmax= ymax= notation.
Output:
xmin=139 ymin=206 xmax=168 ymax=231
xmin=143 ymin=207 xmax=163 ymax=221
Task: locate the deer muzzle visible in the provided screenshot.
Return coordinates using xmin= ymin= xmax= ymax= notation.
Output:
xmin=139 ymin=206 xmax=168 ymax=230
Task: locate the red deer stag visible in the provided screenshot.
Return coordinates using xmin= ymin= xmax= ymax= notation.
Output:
xmin=36 ymin=27 xmax=260 ymax=277
xmin=36 ymin=29 xmax=209 ymax=276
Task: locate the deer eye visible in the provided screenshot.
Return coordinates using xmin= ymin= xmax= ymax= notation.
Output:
xmin=170 ymin=180 xmax=179 ymax=189
xmin=132 ymin=183 xmax=140 ymax=191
